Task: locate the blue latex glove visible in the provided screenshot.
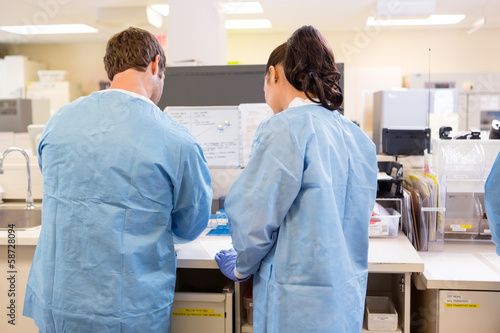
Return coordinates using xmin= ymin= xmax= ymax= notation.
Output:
xmin=215 ymin=248 xmax=251 ymax=282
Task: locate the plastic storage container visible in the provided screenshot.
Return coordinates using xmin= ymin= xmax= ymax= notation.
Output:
xmin=432 ymin=140 xmax=500 ymax=194
xmin=365 ymin=296 xmax=398 ymax=331
xmin=369 ymin=208 xmax=400 ymax=238
xmin=432 ymin=140 xmax=500 ymax=242
xmin=370 ymin=198 xmax=402 ymax=238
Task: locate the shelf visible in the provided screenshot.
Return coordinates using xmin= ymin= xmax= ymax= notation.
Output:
xmin=362 ymin=328 xmax=402 ymax=333
xmin=241 ymin=323 xmax=253 ymax=333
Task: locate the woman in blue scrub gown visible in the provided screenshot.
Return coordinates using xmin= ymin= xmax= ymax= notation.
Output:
xmin=216 ymin=25 xmax=378 ymax=332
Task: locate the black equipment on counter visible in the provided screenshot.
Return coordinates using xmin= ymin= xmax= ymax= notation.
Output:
xmin=490 ymin=120 xmax=500 ymax=139
xmin=381 ymin=128 xmax=431 ymax=156
xmin=454 ymin=128 xmax=481 ymax=140
xmin=377 ymin=161 xmax=403 ymax=198
xmin=439 ymin=126 xmax=452 ymax=140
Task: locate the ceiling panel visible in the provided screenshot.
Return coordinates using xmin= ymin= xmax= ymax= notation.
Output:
xmin=0 ymin=0 xmax=498 ymax=44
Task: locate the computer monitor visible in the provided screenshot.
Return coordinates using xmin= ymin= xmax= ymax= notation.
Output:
xmin=157 ymin=63 xmax=344 ymax=110
xmin=480 ymin=110 xmax=500 ymax=131
xmin=158 ymin=65 xmax=266 ymax=110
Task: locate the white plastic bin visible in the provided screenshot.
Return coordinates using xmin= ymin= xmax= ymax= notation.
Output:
xmin=365 ymin=296 xmax=398 ymax=331
xmin=369 ymin=208 xmax=401 ymax=238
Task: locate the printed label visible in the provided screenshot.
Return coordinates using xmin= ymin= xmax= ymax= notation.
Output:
xmin=445 ymin=303 xmax=479 ymax=308
xmin=450 ymin=225 xmax=472 ymax=231
xmin=177 ymin=308 xmax=215 ymax=313
xmin=369 ymin=221 xmax=389 ymax=236
xmin=172 ymin=308 xmax=224 ymax=317
xmin=444 ymin=295 xmax=478 ymax=308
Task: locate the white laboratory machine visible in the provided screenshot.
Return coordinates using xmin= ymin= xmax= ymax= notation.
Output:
xmin=372 ymin=89 xmax=459 ymax=154
xmin=0 ymin=99 xmax=50 ymax=132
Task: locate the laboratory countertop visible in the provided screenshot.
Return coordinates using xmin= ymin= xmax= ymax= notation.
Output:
xmin=415 ymin=240 xmax=500 ymax=291
xmin=0 ymin=226 xmax=424 ymax=275
xmin=177 ymin=230 xmax=425 ymax=272
xmin=7 ymin=226 xmax=500 ymax=291
xmin=368 ymin=232 xmax=424 ymax=273
xmin=0 ymin=225 xmax=41 ymax=246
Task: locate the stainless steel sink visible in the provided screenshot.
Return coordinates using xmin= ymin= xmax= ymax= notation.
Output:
xmin=0 ymin=203 xmax=41 ymax=230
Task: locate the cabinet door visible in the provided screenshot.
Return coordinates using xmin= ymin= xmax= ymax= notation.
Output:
xmin=438 ymin=290 xmax=500 ymax=332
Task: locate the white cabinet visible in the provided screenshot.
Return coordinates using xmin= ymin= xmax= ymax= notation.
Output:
xmin=173 ymin=268 xmax=234 ymax=333
xmin=0 ymin=245 xmax=38 ymax=333
xmin=0 ymin=55 xmax=46 ymax=99
xmin=414 ymin=289 xmax=500 ymax=333
xmin=437 ymin=290 xmax=500 ymax=332
xmin=413 ymin=241 xmax=500 ymax=333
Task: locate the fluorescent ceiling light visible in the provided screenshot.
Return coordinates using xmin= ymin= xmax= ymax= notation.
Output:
xmin=150 ymin=2 xmax=263 ymax=16
xmin=366 ymin=14 xmax=465 ymax=27
xmin=225 ymin=19 xmax=271 ymax=29
xmin=224 ymin=2 xmax=263 ymax=14
xmin=151 ymin=4 xmax=169 ymax=16
xmin=377 ymin=0 xmax=436 ymax=17
xmin=467 ymin=16 xmax=486 ymax=34
xmin=146 ymin=7 xmax=163 ymax=28
xmin=0 ymin=24 xmax=98 ymax=35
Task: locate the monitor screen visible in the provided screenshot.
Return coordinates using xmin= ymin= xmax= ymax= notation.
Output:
xmin=480 ymin=110 xmax=500 ymax=131
xmin=158 ymin=65 xmax=266 ymax=110
xmin=157 ymin=63 xmax=344 ymax=110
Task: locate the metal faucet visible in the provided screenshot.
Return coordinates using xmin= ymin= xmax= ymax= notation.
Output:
xmin=0 ymin=147 xmax=36 ymax=210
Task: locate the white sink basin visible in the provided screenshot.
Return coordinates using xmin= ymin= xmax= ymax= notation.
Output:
xmin=0 ymin=203 xmax=41 ymax=230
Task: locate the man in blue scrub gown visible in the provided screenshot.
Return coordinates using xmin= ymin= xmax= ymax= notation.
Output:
xmin=23 ymin=27 xmax=212 ymax=333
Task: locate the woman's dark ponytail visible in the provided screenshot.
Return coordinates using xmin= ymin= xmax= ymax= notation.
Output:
xmin=283 ymin=25 xmax=343 ymax=111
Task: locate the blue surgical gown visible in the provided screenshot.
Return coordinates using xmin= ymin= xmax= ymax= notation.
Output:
xmin=485 ymin=152 xmax=500 ymax=255
xmin=23 ymin=90 xmax=212 ymax=333
xmin=226 ymin=104 xmax=378 ymax=332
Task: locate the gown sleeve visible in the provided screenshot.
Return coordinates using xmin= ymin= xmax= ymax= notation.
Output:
xmin=171 ymin=140 xmax=213 ymax=243
xmin=226 ymin=115 xmax=303 ymax=276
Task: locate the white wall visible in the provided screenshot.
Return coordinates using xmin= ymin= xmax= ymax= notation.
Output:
xmin=7 ymin=28 xmax=500 ymax=95
xmin=4 ymin=27 xmax=500 ymax=126
xmin=227 ymin=28 xmax=500 ymax=73
xmin=6 ymin=43 xmax=108 ymax=98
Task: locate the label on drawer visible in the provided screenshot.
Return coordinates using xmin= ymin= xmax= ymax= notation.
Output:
xmin=172 ymin=308 xmax=224 ymax=317
xmin=444 ymin=295 xmax=479 ymax=308
xmin=373 ymin=315 xmax=392 ymax=321
xmin=445 ymin=303 xmax=479 ymax=308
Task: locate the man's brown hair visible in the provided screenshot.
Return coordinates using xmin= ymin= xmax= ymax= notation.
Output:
xmin=103 ymin=26 xmax=166 ymax=81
